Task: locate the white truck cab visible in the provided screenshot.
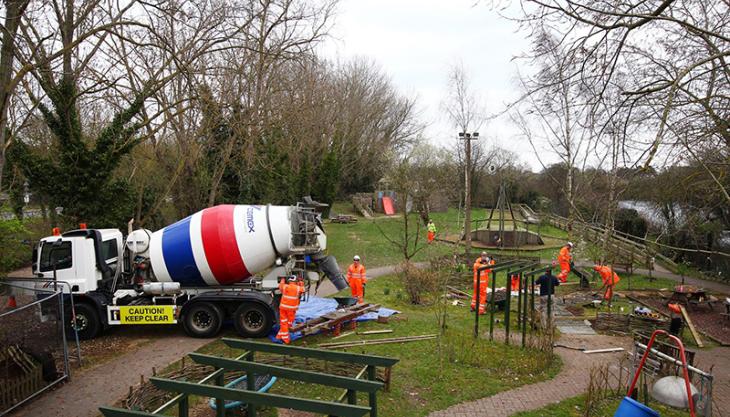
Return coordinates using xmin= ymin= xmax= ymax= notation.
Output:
xmin=35 ymin=229 xmax=124 ymax=294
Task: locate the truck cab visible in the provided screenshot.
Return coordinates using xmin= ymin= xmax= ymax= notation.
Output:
xmin=35 ymin=229 xmax=124 ymax=294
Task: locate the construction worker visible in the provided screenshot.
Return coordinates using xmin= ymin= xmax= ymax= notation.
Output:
xmin=668 ymin=303 xmax=683 ymax=335
xmin=471 ymin=252 xmax=494 ymax=314
xmin=427 ymin=219 xmax=437 ymax=243
xmin=557 ymin=242 xmax=574 ymax=283
xmin=347 ymin=255 xmax=367 ymax=303
xmin=276 ymin=275 xmax=305 ymax=344
xmin=593 ymin=264 xmax=621 ymax=302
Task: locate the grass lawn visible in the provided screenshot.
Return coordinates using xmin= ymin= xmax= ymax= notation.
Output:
xmin=511 ymin=393 xmax=690 ymax=417
xmin=186 ymin=273 xmax=561 ymax=417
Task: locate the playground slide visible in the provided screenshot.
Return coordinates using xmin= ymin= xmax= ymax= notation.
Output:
xmin=382 ymin=196 xmax=395 ymax=215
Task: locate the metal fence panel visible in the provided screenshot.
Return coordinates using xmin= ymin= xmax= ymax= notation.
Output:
xmin=0 ymin=282 xmax=70 ymax=416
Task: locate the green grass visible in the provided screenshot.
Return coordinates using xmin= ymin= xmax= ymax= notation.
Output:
xmin=512 ymin=393 xmax=690 ymax=417
xmin=192 ymin=273 xmax=561 ymax=417
xmin=324 ymin=212 xmax=457 ymax=268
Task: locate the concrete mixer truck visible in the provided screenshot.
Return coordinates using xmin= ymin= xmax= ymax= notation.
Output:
xmin=31 ymin=200 xmax=349 ymax=339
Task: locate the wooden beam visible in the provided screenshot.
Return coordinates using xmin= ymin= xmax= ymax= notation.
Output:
xmin=679 ymin=306 xmax=704 ymax=348
xmin=150 ymin=378 xmax=371 ymax=417
xmin=99 ymin=407 xmax=158 ymax=417
xmin=188 ymin=353 xmax=384 ymax=393
xmin=222 ymin=338 xmax=399 ymax=367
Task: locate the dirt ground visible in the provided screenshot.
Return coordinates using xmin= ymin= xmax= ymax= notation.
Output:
xmin=635 ymin=293 xmax=730 ymax=345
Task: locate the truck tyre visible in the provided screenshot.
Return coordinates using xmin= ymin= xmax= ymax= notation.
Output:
xmin=68 ymin=303 xmax=101 ymax=340
xmin=182 ymin=302 xmax=223 ymax=338
xmin=233 ymin=303 xmax=273 ymax=338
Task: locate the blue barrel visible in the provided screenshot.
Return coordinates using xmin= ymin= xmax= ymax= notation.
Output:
xmin=614 ymin=397 xmax=660 ymax=417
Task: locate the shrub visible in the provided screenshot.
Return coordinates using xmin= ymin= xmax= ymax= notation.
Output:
xmin=397 ymin=262 xmax=437 ymax=304
xmin=0 ymin=219 xmax=31 ymax=274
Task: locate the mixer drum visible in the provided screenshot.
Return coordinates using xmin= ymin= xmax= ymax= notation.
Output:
xmin=149 ymin=205 xmax=292 ymax=287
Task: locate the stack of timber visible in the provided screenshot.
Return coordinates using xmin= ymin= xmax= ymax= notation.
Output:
xmin=319 ymin=334 xmax=437 ymax=349
xmin=593 ymin=312 xmax=670 ymax=336
xmin=289 ymin=303 xmax=381 ymax=336
xmin=330 ymin=214 xmax=358 ymax=224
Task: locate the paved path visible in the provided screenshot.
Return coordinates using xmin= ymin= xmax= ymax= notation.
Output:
xmin=428 ymin=334 xmax=632 ymax=417
xmin=8 ymin=264 xmax=405 ymax=417
xmin=428 ymin=333 xmax=730 ymax=417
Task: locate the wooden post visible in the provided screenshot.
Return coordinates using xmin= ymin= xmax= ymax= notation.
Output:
xmin=178 ymin=396 xmax=189 ymax=417
xmin=215 ymin=372 xmax=225 ymax=417
xmin=246 ymin=351 xmax=256 ymax=417
xmin=517 ymin=273 xmax=523 ymax=327
xmin=489 ymin=269 xmax=497 ymax=341
xmin=522 ymin=275 xmax=528 ymax=349
xmin=530 ymin=275 xmax=535 ymax=329
xmin=367 ymin=365 xmax=377 ymax=417
xmin=505 ymin=272 xmax=512 ymax=345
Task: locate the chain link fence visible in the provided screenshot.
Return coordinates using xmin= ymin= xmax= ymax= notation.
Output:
xmin=0 ymin=281 xmax=74 ymax=416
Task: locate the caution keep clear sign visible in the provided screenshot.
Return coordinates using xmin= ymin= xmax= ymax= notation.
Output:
xmin=118 ymin=305 xmax=177 ymax=324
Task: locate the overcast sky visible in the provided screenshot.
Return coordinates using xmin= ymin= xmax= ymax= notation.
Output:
xmin=320 ymin=0 xmax=554 ymax=171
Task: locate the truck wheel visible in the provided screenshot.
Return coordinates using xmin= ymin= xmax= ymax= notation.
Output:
xmin=183 ymin=302 xmax=223 ymax=338
xmin=233 ymin=303 xmax=273 ymax=338
xmin=68 ymin=303 xmax=101 ymax=340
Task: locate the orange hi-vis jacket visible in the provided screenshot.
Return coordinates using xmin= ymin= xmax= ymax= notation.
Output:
xmin=473 ymin=258 xmax=494 ymax=285
xmin=347 ymin=263 xmax=367 ymax=283
xmin=594 ymin=266 xmax=620 ymax=287
xmin=279 ymin=280 xmax=305 ymax=310
xmin=558 ymin=246 xmax=572 ymax=264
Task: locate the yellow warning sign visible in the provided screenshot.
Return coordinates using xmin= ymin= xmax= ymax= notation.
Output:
xmin=119 ymin=305 xmax=176 ymax=324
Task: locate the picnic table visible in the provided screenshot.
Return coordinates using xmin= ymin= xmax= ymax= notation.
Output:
xmin=668 ymin=285 xmax=713 ymax=310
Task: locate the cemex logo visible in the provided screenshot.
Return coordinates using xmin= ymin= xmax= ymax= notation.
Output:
xmin=246 ymin=206 xmax=261 ymax=233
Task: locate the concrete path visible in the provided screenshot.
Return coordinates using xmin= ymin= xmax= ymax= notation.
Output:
xmin=8 ymin=264 xmax=406 ymax=417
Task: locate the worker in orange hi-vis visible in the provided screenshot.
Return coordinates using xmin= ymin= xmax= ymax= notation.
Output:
xmin=471 ymin=252 xmax=494 ymax=314
xmin=557 ymin=242 xmax=574 ymax=283
xmin=347 ymin=255 xmax=367 ymax=303
xmin=510 ymin=274 xmax=520 ymax=292
xmin=276 ymin=275 xmax=305 ymax=344
xmin=593 ymin=264 xmax=621 ymax=302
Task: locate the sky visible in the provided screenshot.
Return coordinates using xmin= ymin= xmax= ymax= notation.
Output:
xmin=320 ymin=0 xmax=551 ymax=171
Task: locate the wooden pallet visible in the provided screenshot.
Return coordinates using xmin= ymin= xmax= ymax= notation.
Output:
xmin=290 ymin=303 xmax=381 ymax=336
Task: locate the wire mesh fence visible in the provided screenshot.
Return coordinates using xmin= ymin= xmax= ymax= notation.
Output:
xmin=0 ymin=281 xmax=72 ymax=416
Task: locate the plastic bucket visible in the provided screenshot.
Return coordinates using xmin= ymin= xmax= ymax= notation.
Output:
xmin=614 ymin=396 xmax=660 ymax=417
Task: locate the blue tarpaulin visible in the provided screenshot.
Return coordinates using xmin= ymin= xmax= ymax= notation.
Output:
xmin=268 ymin=296 xmax=399 ymax=342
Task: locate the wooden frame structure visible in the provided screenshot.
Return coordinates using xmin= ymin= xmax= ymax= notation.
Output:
xmin=99 ymin=338 xmax=397 ymax=417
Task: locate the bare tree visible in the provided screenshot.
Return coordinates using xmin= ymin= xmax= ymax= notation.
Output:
xmin=517 ymin=0 xmax=730 ymax=204
xmin=512 ymin=30 xmax=596 ymax=232
xmin=442 ymin=63 xmax=486 ymax=255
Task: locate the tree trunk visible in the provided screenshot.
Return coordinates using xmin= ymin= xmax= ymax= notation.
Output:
xmin=0 ymin=0 xmax=30 ymax=193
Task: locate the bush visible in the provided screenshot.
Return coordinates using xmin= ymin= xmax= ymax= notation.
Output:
xmin=397 ymin=262 xmax=438 ymax=304
xmin=0 ymin=219 xmax=31 ymax=274
xmin=614 ymin=208 xmax=648 ymax=238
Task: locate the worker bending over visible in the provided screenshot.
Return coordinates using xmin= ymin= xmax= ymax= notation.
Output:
xmin=471 ymin=252 xmax=494 ymax=314
xmin=593 ymin=264 xmax=620 ymax=302
xmin=347 ymin=255 xmax=367 ymax=303
xmin=557 ymin=242 xmax=574 ymax=283
xmin=276 ymin=275 xmax=305 ymax=344
xmin=427 ymin=220 xmax=437 ymax=243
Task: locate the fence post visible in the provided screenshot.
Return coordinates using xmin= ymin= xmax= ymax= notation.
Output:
xmin=245 ymin=351 xmax=256 ymax=417
xmin=505 ymin=271 xmax=512 ymax=345
xmin=489 ymin=269 xmax=497 ymax=341
xmin=367 ymin=365 xmax=377 ymax=417
xmin=215 ymin=372 xmax=225 ymax=417
xmin=178 ymin=396 xmax=188 ymax=417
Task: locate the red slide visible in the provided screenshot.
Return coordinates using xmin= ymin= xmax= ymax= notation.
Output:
xmin=382 ymin=196 xmax=395 ymax=215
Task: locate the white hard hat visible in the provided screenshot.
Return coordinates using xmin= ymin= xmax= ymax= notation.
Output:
xmin=567 ymin=242 xmax=574 ymax=248
xmin=353 ymin=255 xmax=360 ymax=261
xmin=288 ymin=275 xmax=298 ymax=282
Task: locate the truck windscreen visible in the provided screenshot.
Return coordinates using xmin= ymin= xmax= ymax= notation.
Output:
xmin=39 ymin=241 xmax=73 ymax=271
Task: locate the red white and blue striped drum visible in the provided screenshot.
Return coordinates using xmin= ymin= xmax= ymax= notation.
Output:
xmin=148 ymin=205 xmax=292 ymax=287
